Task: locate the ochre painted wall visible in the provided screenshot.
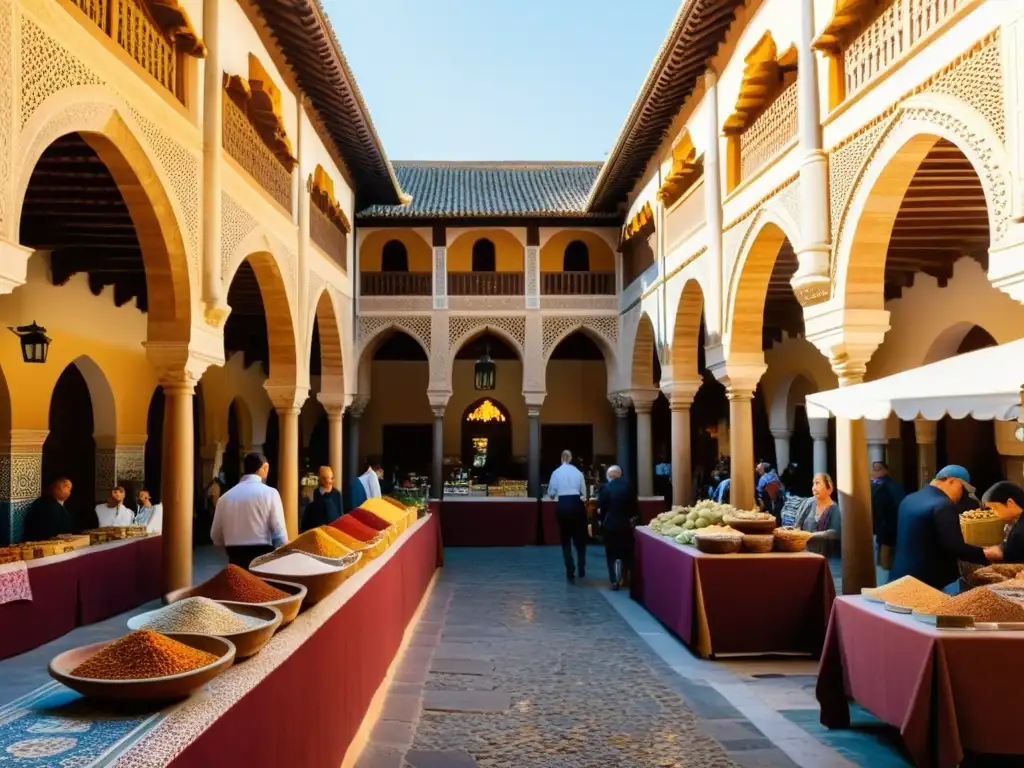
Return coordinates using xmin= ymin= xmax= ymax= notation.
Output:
xmin=447 ymin=229 xmax=523 ymax=272
xmin=359 ymin=359 xmax=614 ymax=460
xmin=539 ymin=230 xmax=615 ymax=272
xmin=359 ymin=229 xmax=432 ymax=272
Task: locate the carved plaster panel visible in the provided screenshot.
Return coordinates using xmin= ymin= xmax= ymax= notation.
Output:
xmin=19 ymin=18 xmax=101 ymax=130
xmin=358 ymin=296 xmax=433 ymax=313
xmin=357 ymin=314 xmax=431 ymax=356
xmin=448 ymin=296 xmax=523 ymax=312
xmin=525 ymin=245 xmax=540 ymax=309
xmin=116 ymin=446 xmax=146 ymax=484
xmin=448 ymin=316 xmax=526 ymax=358
xmin=0 ymin=0 xmax=12 ymax=237
xmin=221 ymin=192 xmax=259 ymax=275
xmin=541 ymin=315 xmax=619 ymax=360
xmin=433 ymin=247 xmax=447 ymax=309
xmin=538 ymin=296 xmax=617 ymax=312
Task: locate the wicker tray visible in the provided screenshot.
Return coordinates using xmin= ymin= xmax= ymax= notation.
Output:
xmin=773 ymin=528 xmax=813 ymax=552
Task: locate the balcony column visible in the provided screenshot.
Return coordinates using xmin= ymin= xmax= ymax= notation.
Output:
xmin=703 ymin=69 xmax=724 ymax=334
xmin=296 ymin=96 xmax=310 ymax=330
xmin=609 ymin=394 xmax=633 ymax=482
xmin=317 ymin=394 xmax=350 ymax=486
xmin=346 ymin=395 xmax=369 ymax=497
xmin=526 ymin=225 xmax=540 ymax=310
xmin=266 ymin=386 xmax=309 ymax=540
xmin=525 ymin=394 xmax=544 ymax=498
xmin=630 ymin=390 xmax=659 ymax=498
xmin=914 ymin=419 xmax=938 ymax=487
xmin=427 ymin=391 xmax=450 ymax=498
xmin=771 ymin=429 xmax=792 ymax=475
xmin=432 ymin=226 xmax=447 ymax=310
xmin=792 ymin=0 xmax=831 ymax=304
xmin=662 ymin=380 xmax=701 ymax=507
xmin=201 ymin=0 xmax=228 ymax=324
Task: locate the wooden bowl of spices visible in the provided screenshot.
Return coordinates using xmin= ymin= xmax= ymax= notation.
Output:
xmin=49 ymin=630 xmax=235 ymax=701
xmin=129 ymin=598 xmax=282 ymax=659
xmin=165 ymin=566 xmax=307 ymax=628
xmin=250 ymin=550 xmax=362 ymax=606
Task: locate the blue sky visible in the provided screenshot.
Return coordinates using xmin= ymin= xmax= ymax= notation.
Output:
xmin=325 ymin=0 xmax=682 ymax=162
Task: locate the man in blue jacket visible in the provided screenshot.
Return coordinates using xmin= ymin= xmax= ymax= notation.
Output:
xmin=890 ymin=465 xmax=1002 ymax=590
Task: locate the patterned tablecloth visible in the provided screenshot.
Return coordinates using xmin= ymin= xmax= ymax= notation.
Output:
xmin=0 ymin=560 xmax=32 ymax=605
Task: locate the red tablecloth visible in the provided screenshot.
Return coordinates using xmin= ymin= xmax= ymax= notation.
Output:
xmin=439 ymin=499 xmax=538 ymax=546
xmin=164 ymin=515 xmax=441 ymax=768
xmin=817 ymin=596 xmax=1024 ymax=768
xmin=0 ymin=536 xmax=162 ymax=660
xmin=639 ymin=498 xmax=666 ymax=524
xmin=632 ymin=527 xmax=834 ymax=657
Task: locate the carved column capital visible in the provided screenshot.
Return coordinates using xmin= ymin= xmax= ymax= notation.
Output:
xmin=708 ymin=356 xmax=767 ymax=395
xmin=629 ymin=388 xmax=660 ymax=414
xmin=660 ymin=378 xmax=702 ymax=410
xmin=914 ymin=418 xmax=938 ymax=445
xmin=348 ymin=394 xmax=370 ymax=418
xmin=264 ymin=383 xmax=309 ymax=413
xmin=145 ymin=341 xmax=219 ymax=392
xmin=608 ymin=392 xmax=632 ymax=417
xmin=316 ymin=392 xmax=351 ymax=418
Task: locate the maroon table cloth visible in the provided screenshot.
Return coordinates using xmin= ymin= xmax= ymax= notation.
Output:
xmin=633 ymin=527 xmax=834 ymax=657
xmin=639 ymin=498 xmax=666 ymax=525
xmin=817 ymin=596 xmax=1024 ymax=768
xmin=439 ymin=499 xmax=538 ymax=546
xmin=540 ymin=500 xmax=560 ymax=545
xmin=0 ymin=536 xmax=163 ymax=660
xmin=166 ymin=515 xmax=442 ymax=768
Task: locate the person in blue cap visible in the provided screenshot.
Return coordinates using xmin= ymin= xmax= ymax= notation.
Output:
xmin=889 ymin=465 xmax=1003 ymax=592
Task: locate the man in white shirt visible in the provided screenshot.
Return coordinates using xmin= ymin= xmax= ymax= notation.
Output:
xmin=359 ymin=461 xmax=383 ymax=501
xmin=133 ymin=488 xmax=163 ymax=534
xmin=211 ymin=453 xmax=288 ymax=568
xmin=95 ymin=486 xmax=133 ymax=527
xmin=547 ymin=450 xmax=588 ymax=582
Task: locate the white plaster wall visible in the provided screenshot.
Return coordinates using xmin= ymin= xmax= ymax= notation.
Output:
xmin=200 ymin=352 xmax=273 ymax=447
xmin=761 ymin=335 xmax=838 ymax=424
xmin=220 ymin=0 xmax=298 ymax=144
xmin=868 ymin=257 xmax=1024 ymax=380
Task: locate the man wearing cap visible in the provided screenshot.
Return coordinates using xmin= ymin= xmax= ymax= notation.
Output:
xmin=889 ymin=465 xmax=1003 ymax=591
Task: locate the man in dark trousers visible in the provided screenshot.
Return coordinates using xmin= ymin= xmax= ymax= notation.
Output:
xmin=890 ymin=465 xmax=1001 ymax=591
xmin=871 ymin=460 xmax=904 ymax=571
xmin=547 ymin=450 xmax=588 ymax=582
xmin=301 ymin=466 xmax=344 ymax=531
xmin=23 ymin=478 xmax=73 ymax=541
xmin=597 ymin=465 xmax=637 ymax=590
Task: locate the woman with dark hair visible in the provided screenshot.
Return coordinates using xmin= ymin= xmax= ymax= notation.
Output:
xmin=981 ymin=481 xmax=1024 ymax=562
xmin=793 ymin=473 xmax=841 ymax=556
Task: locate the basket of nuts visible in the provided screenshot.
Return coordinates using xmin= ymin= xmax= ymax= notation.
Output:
xmin=773 ymin=527 xmax=813 ymax=553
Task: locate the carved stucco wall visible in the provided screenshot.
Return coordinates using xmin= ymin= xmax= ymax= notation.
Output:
xmin=0 ymin=0 xmax=14 ymax=239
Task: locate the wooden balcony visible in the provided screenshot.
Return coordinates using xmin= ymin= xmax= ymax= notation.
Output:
xmin=360 ymin=271 xmax=432 ymax=296
xmin=310 ymin=204 xmax=346 ymax=271
xmin=447 ymin=272 xmax=524 ymax=296
xmin=222 ymin=94 xmax=293 ymax=211
xmin=540 ymin=271 xmax=615 ymax=295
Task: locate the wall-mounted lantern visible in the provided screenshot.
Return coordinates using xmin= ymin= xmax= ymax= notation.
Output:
xmin=9 ymin=322 xmax=50 ymax=364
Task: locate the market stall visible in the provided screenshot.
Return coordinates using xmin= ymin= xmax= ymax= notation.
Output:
xmin=0 ymin=535 xmax=162 ymax=659
xmin=437 ymin=497 xmax=538 ymax=546
xmin=632 ymin=526 xmax=834 ymax=657
xmin=817 ymin=595 xmax=1024 ymax=767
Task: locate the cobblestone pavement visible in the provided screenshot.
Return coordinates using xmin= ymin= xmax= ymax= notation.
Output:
xmin=360 ymin=547 xmax=801 ymax=768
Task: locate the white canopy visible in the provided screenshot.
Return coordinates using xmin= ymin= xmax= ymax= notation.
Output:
xmin=805 ymin=338 xmax=1024 ymax=422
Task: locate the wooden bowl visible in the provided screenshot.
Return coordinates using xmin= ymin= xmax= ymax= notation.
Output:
xmin=249 ymin=552 xmax=363 ymax=606
xmin=165 ymin=579 xmax=306 ymax=628
xmin=128 ymin=603 xmax=282 ymax=659
xmin=48 ymin=633 xmax=235 ymax=701
xmin=742 ymin=534 xmax=774 ymax=553
xmin=694 ymin=536 xmax=743 ymax=555
xmin=723 ymin=515 xmax=778 ymax=534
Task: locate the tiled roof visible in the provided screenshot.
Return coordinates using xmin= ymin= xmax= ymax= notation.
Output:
xmin=357 ymin=162 xmax=619 ymax=220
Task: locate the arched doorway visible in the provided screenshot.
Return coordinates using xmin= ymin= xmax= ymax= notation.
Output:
xmin=461 ymin=397 xmax=512 ymax=485
xmin=42 ymin=364 xmax=96 ymax=531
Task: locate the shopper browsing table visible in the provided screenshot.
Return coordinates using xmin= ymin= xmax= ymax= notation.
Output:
xmin=95 ymin=485 xmax=133 ymax=527
xmin=889 ymin=465 xmax=1002 ymax=591
xmin=979 ymin=481 xmax=1024 ymax=562
xmin=597 ymin=465 xmax=637 ymax=590
xmin=548 ymin=450 xmax=587 ymax=582
xmin=211 ymin=453 xmax=288 ymax=568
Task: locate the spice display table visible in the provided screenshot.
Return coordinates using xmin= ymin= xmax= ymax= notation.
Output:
xmin=438 ymin=497 xmax=538 ymax=546
xmin=110 ymin=514 xmax=441 ymax=767
xmin=817 ymin=595 xmax=1024 ymax=768
xmin=0 ymin=535 xmax=162 ymax=659
xmin=631 ymin=526 xmax=834 ymax=658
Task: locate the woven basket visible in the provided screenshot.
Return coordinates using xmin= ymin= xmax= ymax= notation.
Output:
xmin=695 ymin=536 xmax=743 ymax=555
xmin=723 ymin=515 xmax=777 ymax=535
xmin=773 ymin=528 xmax=813 ymax=553
xmin=742 ymin=534 xmax=774 ymax=554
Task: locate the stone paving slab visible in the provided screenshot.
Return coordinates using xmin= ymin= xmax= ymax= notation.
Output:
xmin=430 ymin=658 xmax=496 ymax=675
xmin=405 ymin=749 xmax=479 ymax=768
xmin=422 ymin=689 xmax=511 ymax=713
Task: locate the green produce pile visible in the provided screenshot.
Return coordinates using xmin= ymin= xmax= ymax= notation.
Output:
xmin=648 ymin=500 xmax=741 ymax=546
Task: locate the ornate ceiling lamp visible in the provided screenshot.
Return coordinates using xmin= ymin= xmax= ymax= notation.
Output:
xmin=475 ymin=339 xmax=496 ymax=391
xmin=466 ymin=400 xmax=506 ymax=424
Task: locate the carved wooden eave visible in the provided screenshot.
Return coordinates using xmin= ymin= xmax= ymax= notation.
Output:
xmin=247 ymin=0 xmax=404 ymax=207
xmin=309 ymin=166 xmax=352 ymax=234
xmin=723 ymin=33 xmax=798 ymax=136
xmin=621 ymin=202 xmax=655 ymax=245
xmin=222 ymin=72 xmax=297 ymax=172
xmin=657 ymin=131 xmax=704 ymax=208
xmin=813 ymin=0 xmax=879 ymax=53
xmin=147 ymin=0 xmax=208 ymax=57
xmin=586 ymin=0 xmax=744 ymax=214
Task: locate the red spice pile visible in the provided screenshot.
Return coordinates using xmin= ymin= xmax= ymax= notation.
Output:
xmin=349 ymin=508 xmax=390 ymax=532
xmin=330 ymin=515 xmax=380 ymax=542
xmin=192 ymin=565 xmax=289 ymax=603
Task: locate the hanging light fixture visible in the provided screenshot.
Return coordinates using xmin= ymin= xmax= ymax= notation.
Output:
xmin=474 ymin=338 xmax=495 ymax=391
xmin=9 ymin=322 xmax=50 ymax=364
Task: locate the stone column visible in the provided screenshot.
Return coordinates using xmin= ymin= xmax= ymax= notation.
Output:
xmin=432 ymin=407 xmax=445 ymax=498
xmin=809 ymin=418 xmax=830 ymax=475
xmin=703 ymin=68 xmax=724 ymax=331
xmin=914 ymin=419 xmax=938 ymax=488
xmin=609 ymin=394 xmax=632 ymax=480
xmin=161 ymin=375 xmax=196 ymax=594
xmin=432 ymin=233 xmax=448 ymax=311
xmin=791 ymin=0 xmax=831 ymax=304
xmin=266 ymin=386 xmax=309 ymax=541
xmin=524 ymin=393 xmax=545 ymax=498
xmin=864 ymin=419 xmax=889 ymax=466
xmin=663 ymin=380 xmax=701 ymax=507
xmin=346 ymin=395 xmax=368 ymax=489
xmin=771 ymin=429 xmax=792 ymax=474
xmin=0 ymin=430 xmax=47 ymax=545
xmin=726 ymin=387 xmax=756 ymax=508
xmin=631 ymin=390 xmax=659 ymax=498
xmin=201 ymin=0 xmax=228 ymax=322
xmin=316 ymin=394 xmax=349 ymax=487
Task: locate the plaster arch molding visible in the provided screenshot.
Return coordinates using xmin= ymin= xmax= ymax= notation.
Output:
xmin=540 ymin=317 xmax=620 ymax=391
xmin=223 ymin=227 xmax=297 ymax=305
xmin=14 ymin=85 xmax=200 ymax=286
xmin=447 ymin=317 xmax=528 ymax=387
xmin=306 ymin=281 xmax=352 ymax=396
xmin=833 ymin=92 xmax=1012 ymax=306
